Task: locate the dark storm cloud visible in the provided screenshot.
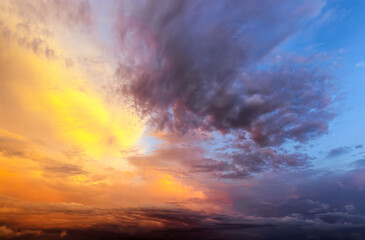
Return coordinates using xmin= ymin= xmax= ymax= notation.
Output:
xmin=2 ymin=164 xmax=365 ymax=240
xmin=116 ymin=0 xmax=333 ymax=147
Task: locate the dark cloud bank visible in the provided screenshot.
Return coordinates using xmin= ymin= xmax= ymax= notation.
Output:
xmin=2 ymin=165 xmax=365 ymax=240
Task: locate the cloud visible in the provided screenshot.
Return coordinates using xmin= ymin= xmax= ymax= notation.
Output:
xmin=127 ymin=132 xmax=309 ymax=179
xmin=0 ymin=0 xmax=94 ymax=63
xmin=2 ymin=192 xmax=365 ymax=240
xmin=327 ymin=146 xmax=352 ymax=158
xmin=350 ymin=159 xmax=365 ymax=168
xmin=8 ymin=0 xmax=93 ymax=28
xmin=228 ymin=167 xmax=365 ymax=220
xmin=42 ymin=161 xmax=88 ymax=177
xmin=0 ymin=131 xmax=88 ymax=178
xmin=0 ymin=136 xmax=27 ymax=159
xmin=0 ymin=24 xmax=57 ymax=60
xmin=116 ymin=0 xmax=333 ymax=149
xmin=0 ymin=225 xmax=42 ymax=238
xmin=60 ymin=230 xmax=67 ymax=238
xmin=1 ymin=165 xmax=365 ymax=239
xmin=355 ymin=60 xmax=365 ymax=68
xmin=113 ymin=0 xmax=336 ymax=180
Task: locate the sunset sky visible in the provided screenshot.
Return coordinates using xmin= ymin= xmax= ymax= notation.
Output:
xmin=0 ymin=1 xmax=365 ymax=239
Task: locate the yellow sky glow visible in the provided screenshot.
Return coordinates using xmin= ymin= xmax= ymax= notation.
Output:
xmin=0 ymin=14 xmax=207 ymax=227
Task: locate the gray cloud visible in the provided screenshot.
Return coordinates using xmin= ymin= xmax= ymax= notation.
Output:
xmin=351 ymin=159 xmax=365 ymax=168
xmin=2 ymin=195 xmax=365 ymax=240
xmin=41 ymin=160 xmax=88 ymax=177
xmin=127 ymin=135 xmax=309 ymax=179
xmin=327 ymin=146 xmax=352 ymax=158
xmin=112 ymin=0 xmax=337 ymax=180
xmin=227 ymin=167 xmax=365 ymax=221
xmin=2 ymin=162 xmax=365 ymax=240
xmin=115 ymin=0 xmax=333 ymax=148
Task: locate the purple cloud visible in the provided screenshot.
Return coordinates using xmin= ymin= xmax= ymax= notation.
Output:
xmin=127 ymin=133 xmax=309 ymax=179
xmin=327 ymin=146 xmax=352 ymax=158
xmin=115 ymin=0 xmax=333 ymax=149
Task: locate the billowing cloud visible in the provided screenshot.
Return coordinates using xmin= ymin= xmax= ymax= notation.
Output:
xmin=116 ymin=0 xmax=333 ymax=148
xmin=111 ymin=0 xmax=337 ymax=181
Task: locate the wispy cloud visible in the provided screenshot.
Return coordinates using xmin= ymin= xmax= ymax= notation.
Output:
xmin=0 ymin=225 xmax=42 ymax=238
xmin=355 ymin=60 xmax=365 ymax=68
xmin=326 ymin=146 xmax=352 ymax=158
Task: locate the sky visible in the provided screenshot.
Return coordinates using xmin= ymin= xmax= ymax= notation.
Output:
xmin=0 ymin=0 xmax=365 ymax=239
